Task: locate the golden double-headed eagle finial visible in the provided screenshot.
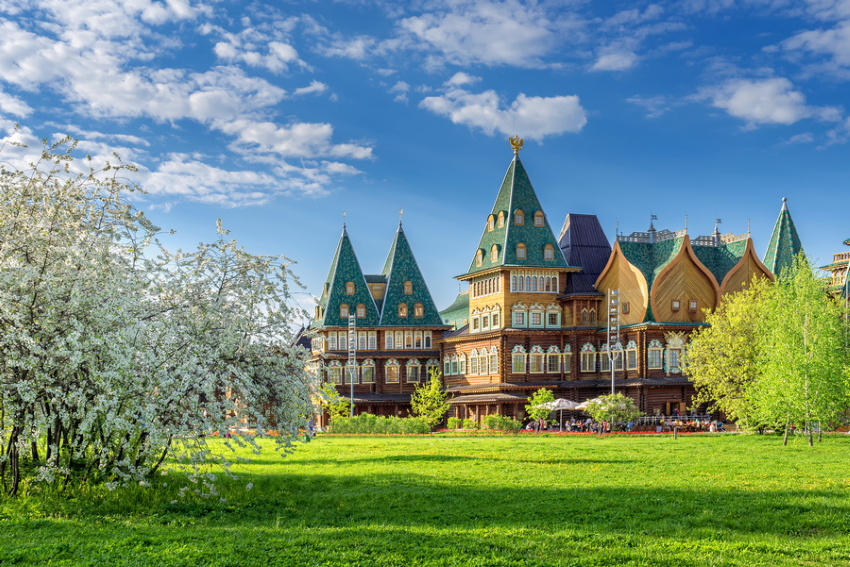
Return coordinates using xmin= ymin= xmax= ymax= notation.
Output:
xmin=509 ymin=135 xmax=523 ymax=156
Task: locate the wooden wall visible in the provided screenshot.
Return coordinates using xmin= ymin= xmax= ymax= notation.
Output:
xmin=651 ymin=243 xmax=718 ymax=323
xmin=595 ymin=245 xmax=650 ymax=325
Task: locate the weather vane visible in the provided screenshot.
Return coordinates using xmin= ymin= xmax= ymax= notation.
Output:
xmin=509 ymin=135 xmax=523 ymax=156
xmin=343 ymin=211 xmax=346 ymax=227
xmin=399 ymin=208 xmax=403 ymax=225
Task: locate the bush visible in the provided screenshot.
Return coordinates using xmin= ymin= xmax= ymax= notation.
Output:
xmin=447 ymin=417 xmax=462 ymax=430
xmin=462 ymin=418 xmax=478 ymax=430
xmin=329 ymin=414 xmax=430 ymax=434
xmin=481 ymin=415 xmax=522 ymax=432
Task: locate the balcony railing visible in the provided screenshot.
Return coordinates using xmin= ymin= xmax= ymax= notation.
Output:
xmin=833 ymin=252 xmax=850 ymax=263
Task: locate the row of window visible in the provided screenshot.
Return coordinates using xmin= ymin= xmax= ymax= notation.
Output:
xmin=327 ymin=359 xmax=440 ymax=384
xmin=471 ymin=276 xmax=500 ymax=298
xmin=338 ymin=302 xmax=424 ymax=319
xmin=324 ymin=330 xmax=433 ymax=351
xmin=471 ymin=311 xmax=500 ymax=332
xmin=487 ymin=209 xmax=546 ymax=231
xmin=510 ymin=272 xmax=559 ymax=293
xmin=443 ymin=347 xmax=499 ymax=376
xmin=512 ymin=311 xmax=560 ymax=328
xmin=345 ymin=281 xmax=416 ymax=296
xmin=475 ymin=243 xmax=557 ymax=266
xmin=511 ymin=353 xmax=573 ymax=374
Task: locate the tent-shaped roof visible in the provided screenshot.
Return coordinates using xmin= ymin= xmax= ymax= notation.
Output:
xmin=379 ymin=223 xmax=444 ymax=327
xmin=763 ymin=197 xmax=804 ymax=276
xmin=558 ymin=213 xmax=611 ymax=295
xmin=464 ymin=157 xmax=574 ymax=277
xmin=315 ymin=226 xmax=380 ymax=328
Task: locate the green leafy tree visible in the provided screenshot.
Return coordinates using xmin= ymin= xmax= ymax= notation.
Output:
xmin=525 ymin=388 xmax=555 ymax=429
xmin=319 ymin=382 xmax=350 ymax=423
xmin=687 ymin=277 xmax=770 ymax=429
xmin=751 ymin=256 xmax=850 ymax=446
xmin=410 ymin=368 xmax=451 ymax=430
xmin=584 ymin=393 xmax=642 ymax=432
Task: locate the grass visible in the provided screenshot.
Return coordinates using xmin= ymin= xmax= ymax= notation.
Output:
xmin=1 ymin=433 xmax=849 ymax=566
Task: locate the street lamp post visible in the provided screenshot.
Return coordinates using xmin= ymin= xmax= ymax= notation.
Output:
xmin=347 ymin=314 xmax=356 ymax=417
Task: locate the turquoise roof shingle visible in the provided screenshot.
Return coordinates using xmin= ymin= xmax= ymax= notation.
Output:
xmin=464 ymin=157 xmax=574 ymax=276
xmin=763 ymin=198 xmax=804 ymax=277
xmin=439 ymin=292 xmax=469 ymax=329
xmin=690 ymin=239 xmax=748 ymax=286
xmin=379 ymin=223 xmax=445 ymax=327
xmin=314 ymin=226 xmax=380 ymax=328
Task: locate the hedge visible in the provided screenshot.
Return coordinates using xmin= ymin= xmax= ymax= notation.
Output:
xmin=329 ymin=414 xmax=431 ymax=435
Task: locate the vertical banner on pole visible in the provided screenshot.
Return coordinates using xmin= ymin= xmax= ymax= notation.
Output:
xmin=348 ymin=314 xmax=356 ymax=417
xmin=607 ymin=289 xmax=620 ymax=396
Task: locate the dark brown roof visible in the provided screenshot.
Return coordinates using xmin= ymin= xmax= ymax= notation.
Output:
xmin=448 ymin=392 xmax=529 ymax=404
xmin=350 ymin=393 xmax=411 ymax=404
xmin=558 ymin=213 xmax=612 ymax=294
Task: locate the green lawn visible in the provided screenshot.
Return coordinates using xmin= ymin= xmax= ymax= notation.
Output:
xmin=1 ymin=434 xmax=849 ymax=566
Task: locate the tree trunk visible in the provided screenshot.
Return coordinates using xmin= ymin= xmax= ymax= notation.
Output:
xmin=783 ymin=419 xmax=790 ymax=446
xmin=31 ymin=441 xmax=39 ymax=463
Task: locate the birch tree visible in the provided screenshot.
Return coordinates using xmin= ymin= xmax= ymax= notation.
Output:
xmin=0 ymin=132 xmax=317 ymax=496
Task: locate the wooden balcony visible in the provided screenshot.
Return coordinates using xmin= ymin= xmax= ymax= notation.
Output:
xmin=833 ymin=252 xmax=850 ymax=263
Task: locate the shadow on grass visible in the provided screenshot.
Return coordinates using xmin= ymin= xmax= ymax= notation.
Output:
xmin=297 ymin=454 xmax=636 ymax=466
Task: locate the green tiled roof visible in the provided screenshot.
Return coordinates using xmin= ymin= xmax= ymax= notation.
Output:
xmin=844 ymin=237 xmax=850 ymax=247
xmin=617 ymin=236 xmax=684 ymax=322
xmin=314 ymin=226 xmax=380 ymax=328
xmin=465 ymin=157 xmax=572 ymax=276
xmin=379 ymin=224 xmax=445 ymax=327
xmin=690 ymin=239 xmax=748 ymax=286
xmin=439 ymin=292 xmax=469 ymax=329
xmin=763 ymin=198 xmax=804 ymax=277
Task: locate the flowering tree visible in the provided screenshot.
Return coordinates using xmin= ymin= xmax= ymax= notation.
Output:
xmin=0 ymin=133 xmax=317 ymax=496
xmin=584 ymin=393 xmax=642 ymax=432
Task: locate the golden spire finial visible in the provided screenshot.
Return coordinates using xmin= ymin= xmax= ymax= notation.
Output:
xmin=509 ymin=135 xmax=523 ymax=156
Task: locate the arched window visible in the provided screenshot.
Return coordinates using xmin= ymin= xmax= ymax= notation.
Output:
xmin=511 ymin=275 xmax=517 ymax=292
xmin=518 ymin=276 xmax=524 ymax=292
xmin=545 ymin=277 xmax=551 ymax=292
xmin=517 ymin=243 xmax=526 ymax=259
xmin=532 ymin=276 xmax=538 ymax=292
xmin=525 ymin=276 xmax=531 ymax=291
xmin=589 ymin=309 xmax=597 ymax=325
xmin=340 ymin=304 xmax=349 ymax=318
xmin=476 ymin=250 xmax=483 ymax=266
xmin=544 ymin=244 xmax=554 ymax=261
xmin=404 ymin=281 xmax=413 ymax=295
xmin=398 ymin=303 xmax=408 ymax=317
xmin=491 ymin=245 xmax=498 ymax=262
xmin=451 ymin=354 xmax=459 ymax=375
xmin=534 ymin=211 xmax=544 ymax=226
xmin=498 ymin=212 xmax=505 ymax=227
xmin=581 ymin=309 xmax=588 ymax=324
xmin=515 ymin=209 xmax=524 ymax=225
xmin=488 ymin=215 xmax=495 ymax=231
xmin=346 ymin=282 xmax=355 ymax=295
xmin=414 ymin=303 xmax=424 ymax=318
xmin=356 ymin=303 xmax=365 ymax=318
xmin=489 ymin=346 xmax=498 ymax=374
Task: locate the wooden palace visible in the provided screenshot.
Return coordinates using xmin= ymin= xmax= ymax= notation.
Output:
xmin=308 ymin=141 xmax=805 ymax=426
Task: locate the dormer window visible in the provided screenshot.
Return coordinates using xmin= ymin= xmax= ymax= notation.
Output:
xmin=516 ymin=243 xmax=526 ymax=260
xmin=498 ymin=212 xmax=505 ymax=227
xmin=476 ymin=250 xmax=483 ymax=266
xmin=534 ymin=211 xmax=544 ymax=226
xmin=340 ymin=304 xmax=349 ymax=318
xmin=398 ymin=303 xmax=408 ymax=317
xmin=544 ymin=244 xmax=554 ymax=260
xmin=515 ymin=209 xmax=524 ymax=226
xmin=346 ymin=282 xmax=355 ymax=295
xmin=491 ymin=245 xmax=499 ymax=262
xmin=356 ymin=304 xmax=365 ymax=318
xmin=404 ymin=281 xmax=413 ymax=295
xmin=414 ymin=303 xmax=424 ymax=317
xmin=488 ymin=215 xmax=495 ymax=231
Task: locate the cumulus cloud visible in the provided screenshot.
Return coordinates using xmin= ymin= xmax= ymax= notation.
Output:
xmin=780 ymin=20 xmax=850 ymax=71
xmin=420 ymin=87 xmax=587 ymax=140
xmin=591 ymin=50 xmax=639 ymax=71
xmin=294 ymin=80 xmax=328 ymax=96
xmin=389 ymin=80 xmax=410 ymax=102
xmin=696 ymin=77 xmax=841 ymax=127
xmin=398 ymin=0 xmax=574 ymax=68
xmin=445 ymin=72 xmax=481 ymax=87
xmin=626 ymin=94 xmax=673 ymax=117
xmin=0 ymin=89 xmax=32 ymax=117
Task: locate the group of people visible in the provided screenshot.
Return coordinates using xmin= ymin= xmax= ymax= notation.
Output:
xmin=524 ymin=415 xmax=727 ymax=433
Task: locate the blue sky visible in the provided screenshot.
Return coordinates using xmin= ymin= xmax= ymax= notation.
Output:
xmin=1 ymin=0 xmax=848 ymax=315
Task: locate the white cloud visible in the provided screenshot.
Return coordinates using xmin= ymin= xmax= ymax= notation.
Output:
xmin=626 ymin=95 xmax=672 ymax=117
xmin=397 ymin=0 xmax=576 ymax=68
xmin=591 ymin=50 xmax=639 ymax=71
xmin=389 ymin=80 xmax=410 ymax=102
xmin=782 ymin=132 xmax=814 ymax=144
xmin=697 ymin=77 xmax=841 ymax=127
xmin=294 ymin=80 xmax=328 ymax=96
xmin=420 ymin=87 xmax=587 ymax=140
xmin=0 ymin=89 xmax=32 ymax=117
xmin=219 ymin=119 xmax=373 ymax=160
xmin=781 ymin=20 xmax=850 ymax=69
xmin=317 ymin=35 xmax=378 ymax=60
xmin=445 ymin=72 xmax=481 ymax=87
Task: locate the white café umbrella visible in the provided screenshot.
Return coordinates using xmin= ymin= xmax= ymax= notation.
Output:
xmin=537 ymin=398 xmax=582 ymax=431
xmin=575 ymin=398 xmax=603 ymax=410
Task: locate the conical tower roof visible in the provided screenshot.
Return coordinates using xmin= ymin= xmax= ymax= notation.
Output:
xmin=316 ymin=226 xmax=380 ymax=327
xmin=763 ymin=197 xmax=804 ymax=276
xmin=464 ymin=156 xmax=571 ymax=277
xmin=379 ymin=223 xmax=444 ymax=326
